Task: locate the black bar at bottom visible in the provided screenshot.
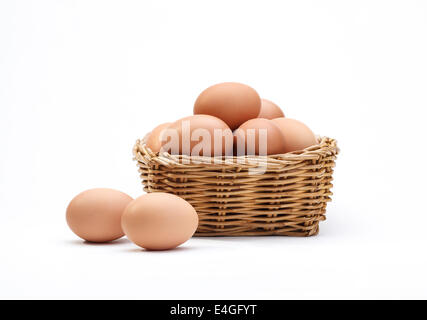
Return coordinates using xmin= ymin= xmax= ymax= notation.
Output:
xmin=0 ymin=300 xmax=422 ymax=318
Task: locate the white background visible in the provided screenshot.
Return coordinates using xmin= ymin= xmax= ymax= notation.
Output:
xmin=1 ymin=0 xmax=427 ymax=299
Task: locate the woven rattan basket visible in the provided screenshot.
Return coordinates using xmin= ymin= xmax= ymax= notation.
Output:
xmin=133 ymin=136 xmax=339 ymax=237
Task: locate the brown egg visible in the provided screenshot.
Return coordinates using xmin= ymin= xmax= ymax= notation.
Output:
xmin=258 ymin=99 xmax=285 ymax=119
xmin=160 ymin=115 xmax=233 ymax=156
xmin=234 ymin=118 xmax=287 ymax=155
xmin=194 ymin=82 xmax=261 ymax=130
xmin=121 ymin=193 xmax=199 ymax=251
xmin=272 ymin=118 xmax=317 ymax=152
xmin=145 ymin=122 xmax=171 ymax=153
xmin=66 ymin=188 xmax=133 ymax=242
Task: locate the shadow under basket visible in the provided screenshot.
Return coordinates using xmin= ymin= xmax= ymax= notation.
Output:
xmin=133 ymin=137 xmax=339 ymax=237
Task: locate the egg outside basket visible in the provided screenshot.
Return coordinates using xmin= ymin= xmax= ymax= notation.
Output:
xmin=133 ymin=136 xmax=339 ymax=237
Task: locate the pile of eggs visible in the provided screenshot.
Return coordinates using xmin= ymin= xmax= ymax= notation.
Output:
xmin=147 ymin=82 xmax=317 ymax=156
xmin=66 ymin=82 xmax=318 ymax=251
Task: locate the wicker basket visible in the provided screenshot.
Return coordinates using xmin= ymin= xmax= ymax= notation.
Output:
xmin=133 ymin=136 xmax=339 ymax=237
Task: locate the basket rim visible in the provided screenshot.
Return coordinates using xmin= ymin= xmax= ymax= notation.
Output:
xmin=133 ymin=135 xmax=339 ymax=168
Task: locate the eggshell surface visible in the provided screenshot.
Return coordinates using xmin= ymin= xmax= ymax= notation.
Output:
xmin=66 ymin=188 xmax=133 ymax=242
xmin=121 ymin=193 xmax=199 ymax=251
xmin=194 ymin=82 xmax=261 ymax=130
xmin=258 ymin=99 xmax=284 ymax=119
xmin=160 ymin=115 xmax=233 ymax=156
xmin=234 ymin=118 xmax=287 ymax=155
xmin=272 ymin=118 xmax=317 ymax=152
xmin=146 ymin=122 xmax=171 ymax=153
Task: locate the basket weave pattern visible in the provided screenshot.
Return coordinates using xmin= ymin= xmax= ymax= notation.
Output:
xmin=133 ymin=137 xmax=339 ymax=237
